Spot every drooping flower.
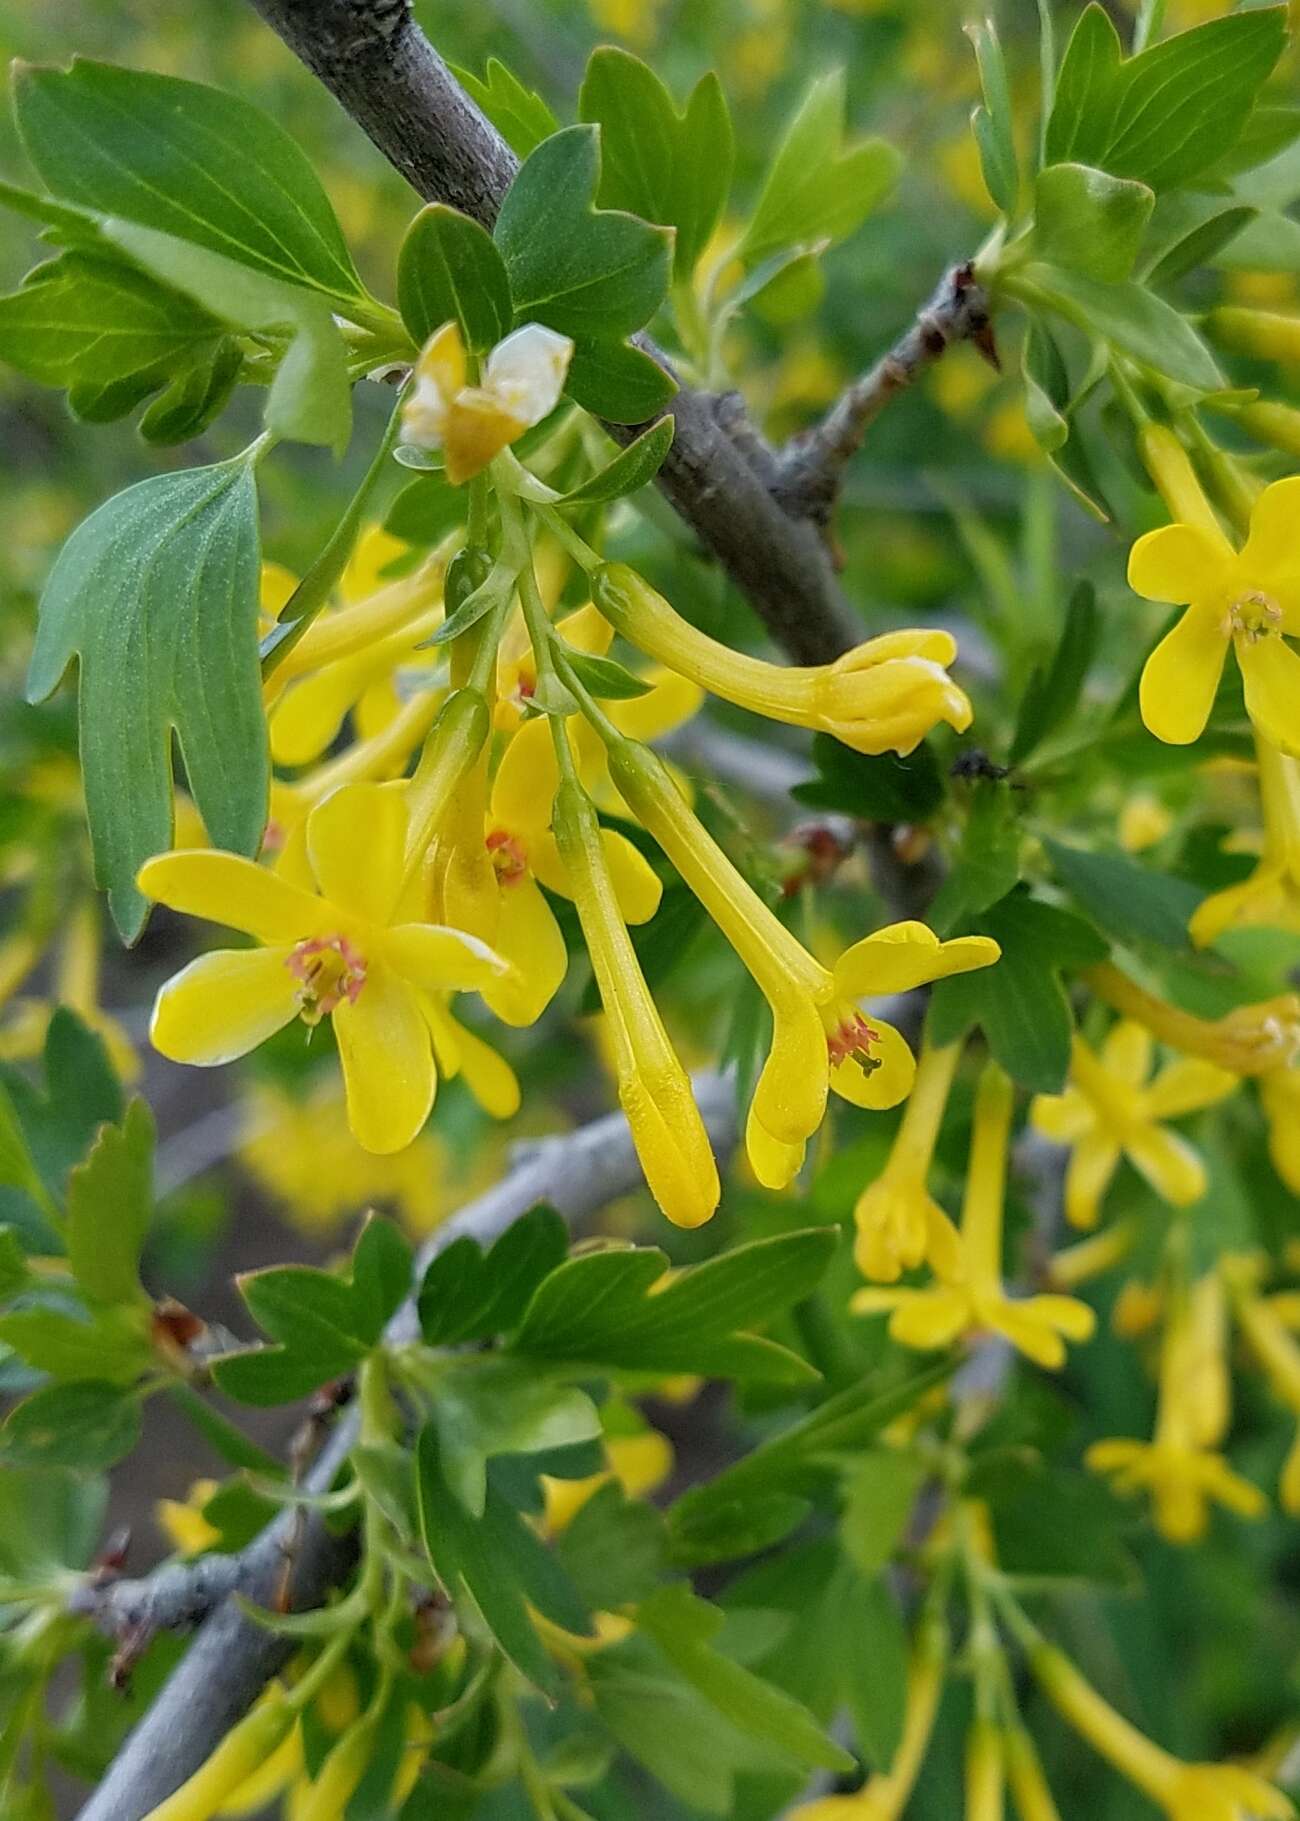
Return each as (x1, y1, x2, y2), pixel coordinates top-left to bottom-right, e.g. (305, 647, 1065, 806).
(552, 778, 719, 1228)
(1087, 1273, 1262, 1543)
(852, 1038, 963, 1283)
(853, 1063, 1095, 1369)
(1192, 738, 1300, 946)
(400, 320, 573, 484)
(1128, 463, 1300, 756)
(140, 783, 508, 1154)
(1029, 1023, 1235, 1230)
(592, 563, 972, 756)
(606, 741, 998, 1190)
(1031, 1640, 1292, 1821)
(965, 1718, 1005, 1821)
(1084, 961, 1300, 1078)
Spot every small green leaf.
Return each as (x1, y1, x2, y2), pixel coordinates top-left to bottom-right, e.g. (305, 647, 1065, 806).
(1, 1011, 122, 1206)
(397, 203, 512, 352)
(559, 1481, 668, 1606)
(14, 58, 363, 300)
(967, 17, 1018, 216)
(433, 1359, 600, 1516)
(1043, 6, 1126, 171)
(0, 1466, 107, 1580)
(1043, 838, 1202, 950)
(1010, 580, 1100, 763)
(1016, 259, 1222, 393)
(791, 735, 945, 822)
(0, 1083, 56, 1223)
(1019, 322, 1110, 521)
(1142, 194, 1257, 289)
(564, 337, 677, 423)
(418, 1205, 569, 1346)
(512, 1229, 837, 1383)
(556, 417, 674, 507)
(66, 1098, 154, 1309)
(563, 651, 653, 702)
(452, 58, 559, 159)
(495, 126, 673, 341)
(740, 71, 900, 267)
(579, 50, 734, 279)
(383, 473, 464, 545)
(928, 779, 1020, 933)
(0, 1307, 150, 1384)
(2, 1379, 141, 1469)
(1032, 163, 1153, 282)
(350, 1213, 413, 1340)
(26, 458, 266, 940)
(670, 1491, 808, 1570)
(0, 1229, 30, 1302)
(839, 1450, 926, 1577)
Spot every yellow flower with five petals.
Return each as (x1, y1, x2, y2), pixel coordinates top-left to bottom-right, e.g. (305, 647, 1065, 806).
(1030, 1023, 1236, 1229)
(139, 783, 508, 1153)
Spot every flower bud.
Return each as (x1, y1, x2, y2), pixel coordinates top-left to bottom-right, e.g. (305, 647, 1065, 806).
(141, 1686, 296, 1821)
(1207, 305, 1300, 368)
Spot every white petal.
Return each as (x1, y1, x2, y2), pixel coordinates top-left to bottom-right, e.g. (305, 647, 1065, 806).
(486, 323, 573, 428)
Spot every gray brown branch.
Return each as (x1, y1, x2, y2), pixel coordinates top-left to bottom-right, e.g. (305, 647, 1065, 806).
(76, 1075, 737, 1821)
(773, 262, 996, 530)
(246, 0, 858, 664)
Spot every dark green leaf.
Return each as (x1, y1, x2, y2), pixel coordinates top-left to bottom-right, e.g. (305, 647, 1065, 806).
(988, 1461, 1133, 1584)
(512, 1229, 837, 1383)
(1032, 163, 1153, 282)
(25, 459, 267, 940)
(350, 1214, 413, 1339)
(397, 204, 512, 353)
(1045, 6, 1124, 171)
(14, 59, 362, 299)
(0, 1466, 107, 1580)
(2, 1379, 141, 1469)
(558, 1480, 668, 1607)
(1043, 837, 1202, 950)
(433, 1358, 600, 1515)
(66, 1098, 153, 1309)
(928, 779, 1020, 933)
(0, 1306, 150, 1383)
(555, 417, 674, 506)
(1009, 580, 1100, 763)
(563, 651, 652, 701)
(382, 473, 464, 545)
(564, 336, 677, 422)
(1, 1011, 122, 1205)
(0, 1228, 30, 1302)
(670, 1491, 809, 1569)
(1017, 260, 1222, 392)
(495, 126, 673, 340)
(579, 50, 734, 279)
(418, 1205, 569, 1346)
(791, 734, 945, 822)
(1142, 195, 1257, 288)
(138, 336, 243, 444)
(452, 58, 559, 159)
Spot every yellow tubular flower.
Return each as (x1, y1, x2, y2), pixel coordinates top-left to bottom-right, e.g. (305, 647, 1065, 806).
(965, 1718, 1005, 1821)
(140, 783, 508, 1155)
(214, 1720, 303, 1817)
(1031, 1642, 1292, 1821)
(1083, 962, 1300, 1077)
(1029, 1023, 1236, 1229)
(608, 741, 997, 1188)
(552, 779, 719, 1228)
(1207, 305, 1300, 368)
(1087, 1275, 1262, 1543)
(1262, 1062, 1300, 1194)
(139, 1685, 297, 1821)
(852, 1039, 963, 1283)
(1225, 1256, 1300, 1514)
(400, 320, 573, 483)
(1004, 1728, 1063, 1821)
(592, 564, 971, 756)
(1128, 429, 1300, 754)
(853, 1064, 1095, 1368)
(294, 1705, 380, 1821)
(1192, 739, 1300, 946)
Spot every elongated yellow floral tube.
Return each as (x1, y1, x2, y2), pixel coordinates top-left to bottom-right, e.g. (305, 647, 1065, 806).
(275, 548, 451, 683)
(1031, 1643, 1179, 1801)
(965, 1718, 1006, 1821)
(140, 1686, 296, 1821)
(1004, 1728, 1063, 1821)
(1233, 400, 1300, 460)
(1136, 424, 1226, 543)
(553, 779, 719, 1228)
(403, 687, 491, 871)
(860, 1614, 949, 1820)
(295, 1708, 380, 1821)
(961, 1062, 1014, 1288)
(592, 565, 970, 756)
(1083, 962, 1300, 1077)
(1207, 306, 1300, 369)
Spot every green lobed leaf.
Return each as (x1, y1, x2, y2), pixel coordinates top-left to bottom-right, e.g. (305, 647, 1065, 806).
(579, 49, 734, 279)
(494, 125, 673, 340)
(557, 1480, 669, 1608)
(1009, 580, 1100, 763)
(0, 1082, 56, 1224)
(511, 1228, 838, 1383)
(14, 58, 363, 300)
(0, 1306, 150, 1384)
(432, 1358, 601, 1516)
(838, 1448, 927, 1578)
(1, 1379, 141, 1469)
(1016, 258, 1223, 393)
(1032, 163, 1153, 283)
(1043, 837, 1202, 950)
(1, 1011, 122, 1207)
(0, 1228, 30, 1302)
(418, 1205, 569, 1346)
(66, 1098, 154, 1309)
(554, 417, 674, 507)
(383, 473, 465, 545)
(927, 778, 1021, 934)
(396, 204, 512, 353)
(791, 734, 945, 822)
(1142, 194, 1257, 289)
(137, 337, 244, 446)
(0, 1466, 107, 1581)
(26, 458, 267, 941)
(1020, 321, 1111, 522)
(670, 1491, 809, 1570)
(739, 71, 900, 268)
(564, 336, 677, 422)
(452, 58, 559, 159)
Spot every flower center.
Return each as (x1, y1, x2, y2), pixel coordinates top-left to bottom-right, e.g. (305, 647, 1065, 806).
(826, 1011, 882, 1074)
(486, 827, 528, 884)
(1226, 589, 1282, 642)
(286, 935, 367, 1024)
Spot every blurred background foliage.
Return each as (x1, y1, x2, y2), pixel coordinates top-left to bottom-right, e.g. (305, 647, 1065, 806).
(1, 1, 1299, 1816)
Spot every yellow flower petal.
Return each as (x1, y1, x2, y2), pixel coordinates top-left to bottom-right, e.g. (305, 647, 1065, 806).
(443, 391, 527, 485)
(433, 1006, 520, 1118)
(744, 1101, 806, 1190)
(306, 784, 407, 925)
(620, 1065, 720, 1229)
(830, 1017, 915, 1109)
(890, 1286, 972, 1350)
(1064, 1133, 1121, 1230)
(1100, 1020, 1152, 1087)
(138, 852, 323, 942)
(339, 524, 407, 605)
(151, 948, 301, 1065)
(752, 995, 830, 1146)
(1240, 476, 1300, 600)
(480, 876, 568, 1027)
(1238, 631, 1300, 758)
(270, 665, 365, 768)
(1029, 1087, 1093, 1143)
(1125, 1124, 1206, 1206)
(1144, 1056, 1238, 1119)
(491, 716, 560, 838)
(382, 923, 506, 993)
(333, 963, 435, 1153)
(834, 922, 999, 997)
(608, 666, 704, 741)
(599, 829, 662, 926)
(1139, 603, 1227, 745)
(1127, 523, 1232, 603)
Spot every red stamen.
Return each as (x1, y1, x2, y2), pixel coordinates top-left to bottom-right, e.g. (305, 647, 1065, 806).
(486, 826, 528, 884)
(827, 1012, 882, 1072)
(286, 934, 367, 1022)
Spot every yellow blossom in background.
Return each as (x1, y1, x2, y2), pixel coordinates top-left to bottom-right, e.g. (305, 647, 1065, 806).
(1260, 1065, 1300, 1195)
(155, 1479, 221, 1557)
(400, 320, 573, 483)
(541, 1423, 674, 1533)
(1192, 739, 1300, 946)
(1030, 1023, 1235, 1230)
(1225, 1255, 1300, 1513)
(1119, 790, 1174, 854)
(1128, 465, 1300, 756)
(852, 1038, 963, 1282)
(141, 783, 509, 1153)
(854, 1063, 1095, 1368)
(588, 0, 664, 46)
